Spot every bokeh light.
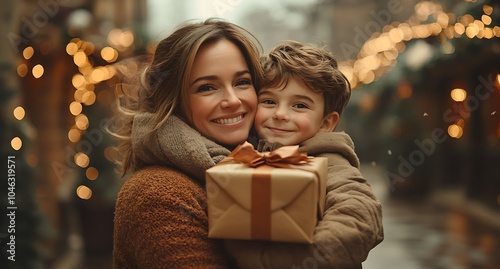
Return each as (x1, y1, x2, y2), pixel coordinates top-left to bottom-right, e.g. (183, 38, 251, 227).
(11, 137, 22, 150)
(13, 106, 25, 120)
(32, 64, 44, 78)
(451, 88, 467, 101)
(76, 185, 92, 200)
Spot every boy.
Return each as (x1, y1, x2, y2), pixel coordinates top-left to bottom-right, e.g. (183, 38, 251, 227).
(226, 41, 384, 268)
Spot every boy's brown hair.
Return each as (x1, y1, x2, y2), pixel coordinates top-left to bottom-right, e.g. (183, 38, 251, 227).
(260, 40, 351, 116)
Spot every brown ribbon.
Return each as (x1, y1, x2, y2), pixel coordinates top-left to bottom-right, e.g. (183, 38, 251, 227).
(251, 165, 273, 240)
(218, 142, 315, 241)
(221, 141, 311, 167)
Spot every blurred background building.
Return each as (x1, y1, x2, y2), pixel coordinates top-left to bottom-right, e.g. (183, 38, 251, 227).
(0, 0, 499, 268)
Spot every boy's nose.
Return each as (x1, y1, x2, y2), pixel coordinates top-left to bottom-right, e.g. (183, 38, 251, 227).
(272, 107, 289, 121)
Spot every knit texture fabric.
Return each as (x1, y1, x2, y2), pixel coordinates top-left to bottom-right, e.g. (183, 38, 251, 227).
(131, 113, 230, 180)
(113, 166, 231, 269)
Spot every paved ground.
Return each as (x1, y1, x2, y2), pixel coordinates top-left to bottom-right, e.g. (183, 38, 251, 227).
(361, 164, 500, 269)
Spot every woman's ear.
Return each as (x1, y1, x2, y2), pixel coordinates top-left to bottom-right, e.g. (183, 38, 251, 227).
(320, 111, 340, 132)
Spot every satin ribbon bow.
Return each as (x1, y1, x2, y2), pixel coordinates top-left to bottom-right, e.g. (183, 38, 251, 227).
(223, 141, 311, 168)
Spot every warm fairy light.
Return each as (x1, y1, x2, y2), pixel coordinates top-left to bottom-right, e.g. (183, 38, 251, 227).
(72, 74, 86, 88)
(66, 42, 78, 55)
(448, 124, 463, 138)
(86, 167, 99, 180)
(119, 30, 134, 47)
(451, 88, 467, 102)
(454, 23, 465, 35)
(107, 28, 122, 46)
(76, 185, 92, 200)
(101, 46, 118, 62)
(23, 47, 34, 60)
(459, 14, 474, 26)
(74, 89, 85, 102)
(13, 106, 25, 120)
(81, 41, 95, 55)
(91, 68, 105, 83)
(483, 5, 493, 15)
(69, 101, 83, 116)
(75, 114, 89, 130)
(483, 28, 494, 39)
(74, 152, 90, 168)
(68, 128, 81, 142)
(436, 13, 449, 27)
(73, 51, 88, 67)
(482, 15, 492, 26)
(494, 26, 500, 37)
(388, 28, 404, 43)
(441, 41, 455, 54)
(466, 25, 478, 38)
(17, 64, 28, 77)
(11, 137, 22, 150)
(32, 64, 44, 78)
(82, 91, 96, 106)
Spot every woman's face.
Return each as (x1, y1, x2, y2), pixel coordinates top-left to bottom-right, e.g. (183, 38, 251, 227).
(185, 39, 257, 146)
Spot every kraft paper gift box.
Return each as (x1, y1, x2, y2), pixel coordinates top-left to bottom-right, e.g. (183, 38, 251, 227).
(206, 142, 326, 244)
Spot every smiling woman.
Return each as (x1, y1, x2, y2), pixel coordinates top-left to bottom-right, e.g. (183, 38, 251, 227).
(110, 18, 265, 268)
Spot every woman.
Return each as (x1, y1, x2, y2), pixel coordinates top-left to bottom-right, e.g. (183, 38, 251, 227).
(112, 18, 265, 268)
(112, 18, 383, 269)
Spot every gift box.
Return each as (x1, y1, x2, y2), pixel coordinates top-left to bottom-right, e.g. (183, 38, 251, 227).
(206, 142, 326, 243)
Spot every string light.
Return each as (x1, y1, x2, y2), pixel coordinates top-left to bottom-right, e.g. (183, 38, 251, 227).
(32, 64, 44, 78)
(342, 1, 499, 89)
(11, 137, 22, 150)
(17, 64, 28, 77)
(101, 46, 118, 63)
(74, 152, 90, 168)
(86, 167, 99, 180)
(69, 101, 83, 116)
(451, 88, 467, 102)
(76, 185, 92, 200)
(448, 124, 464, 138)
(23, 47, 34, 60)
(13, 106, 25, 120)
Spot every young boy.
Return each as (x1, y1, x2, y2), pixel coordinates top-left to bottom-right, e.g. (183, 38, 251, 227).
(225, 41, 384, 268)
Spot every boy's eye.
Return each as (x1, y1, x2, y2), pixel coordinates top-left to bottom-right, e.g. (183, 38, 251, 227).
(235, 78, 252, 87)
(260, 99, 276, 105)
(293, 103, 309, 109)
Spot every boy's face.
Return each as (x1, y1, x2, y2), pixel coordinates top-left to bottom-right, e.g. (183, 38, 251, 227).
(255, 76, 337, 146)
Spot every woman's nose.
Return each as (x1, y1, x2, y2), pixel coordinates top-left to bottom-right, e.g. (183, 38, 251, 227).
(220, 88, 242, 108)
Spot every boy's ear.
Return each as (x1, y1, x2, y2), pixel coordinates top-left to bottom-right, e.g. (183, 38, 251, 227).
(320, 111, 340, 132)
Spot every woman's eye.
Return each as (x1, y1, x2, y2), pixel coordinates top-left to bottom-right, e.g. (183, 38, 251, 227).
(197, 85, 216, 93)
(235, 78, 252, 87)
